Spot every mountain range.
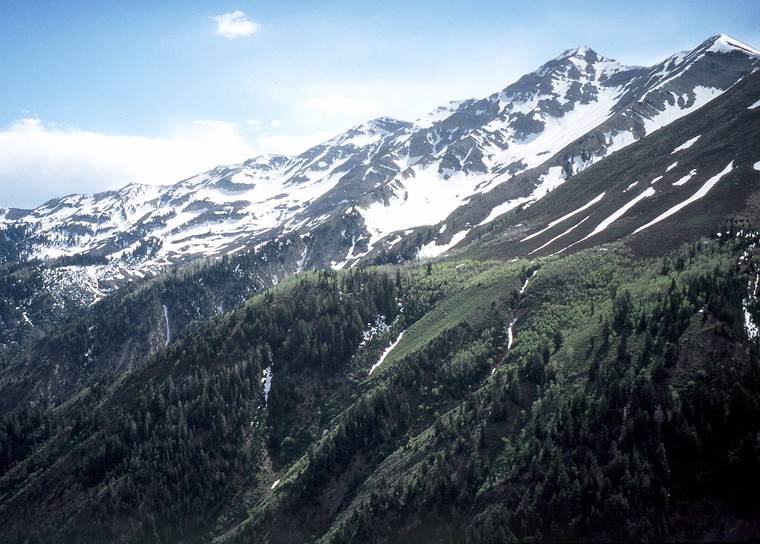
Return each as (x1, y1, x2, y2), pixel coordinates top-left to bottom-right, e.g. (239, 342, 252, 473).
(1, 33, 760, 543)
(1, 34, 758, 286)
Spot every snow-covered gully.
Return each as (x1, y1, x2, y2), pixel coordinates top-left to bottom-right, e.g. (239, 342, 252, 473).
(492, 270, 537, 374)
(529, 215, 591, 255)
(634, 162, 734, 234)
(162, 304, 171, 347)
(520, 270, 537, 294)
(369, 330, 405, 375)
(262, 366, 273, 404)
(744, 273, 759, 339)
(521, 192, 605, 242)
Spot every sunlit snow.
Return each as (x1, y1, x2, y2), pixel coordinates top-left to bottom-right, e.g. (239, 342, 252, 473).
(672, 169, 697, 186)
(584, 188, 656, 240)
(162, 304, 171, 347)
(634, 162, 734, 233)
(262, 366, 273, 403)
(528, 215, 591, 255)
(671, 135, 701, 153)
(522, 192, 605, 242)
(369, 331, 405, 375)
(418, 229, 470, 259)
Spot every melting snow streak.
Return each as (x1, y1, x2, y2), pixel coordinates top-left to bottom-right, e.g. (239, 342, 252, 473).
(634, 162, 734, 234)
(521, 192, 605, 242)
(671, 135, 701, 154)
(262, 366, 273, 403)
(745, 274, 759, 340)
(529, 215, 590, 255)
(584, 188, 656, 240)
(162, 304, 170, 347)
(369, 331, 405, 375)
(507, 318, 517, 351)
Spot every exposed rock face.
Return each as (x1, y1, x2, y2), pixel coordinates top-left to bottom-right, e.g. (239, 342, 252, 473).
(1, 34, 757, 278)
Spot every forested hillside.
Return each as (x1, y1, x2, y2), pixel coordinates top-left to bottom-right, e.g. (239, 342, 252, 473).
(1, 226, 758, 543)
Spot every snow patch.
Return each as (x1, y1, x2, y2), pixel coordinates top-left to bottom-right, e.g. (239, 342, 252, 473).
(359, 165, 488, 250)
(162, 304, 171, 347)
(520, 269, 537, 294)
(672, 169, 697, 186)
(671, 135, 701, 154)
(521, 192, 605, 242)
(634, 161, 734, 233)
(529, 215, 591, 255)
(642, 86, 722, 136)
(262, 365, 273, 403)
(745, 273, 760, 339)
(586, 188, 655, 239)
(707, 34, 760, 56)
(480, 167, 567, 227)
(369, 330, 405, 375)
(418, 229, 469, 259)
(506, 318, 517, 353)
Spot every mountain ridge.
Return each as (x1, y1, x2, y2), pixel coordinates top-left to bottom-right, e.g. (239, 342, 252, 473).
(1, 32, 760, 544)
(0, 33, 757, 289)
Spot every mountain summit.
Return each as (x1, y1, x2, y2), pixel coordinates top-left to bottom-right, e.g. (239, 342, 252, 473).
(0, 34, 757, 289)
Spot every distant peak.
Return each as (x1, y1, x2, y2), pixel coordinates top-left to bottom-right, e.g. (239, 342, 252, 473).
(243, 153, 290, 167)
(564, 45, 593, 57)
(339, 117, 409, 138)
(701, 33, 760, 56)
(555, 45, 611, 63)
(363, 117, 408, 131)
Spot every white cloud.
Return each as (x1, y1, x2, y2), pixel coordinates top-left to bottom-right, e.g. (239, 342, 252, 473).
(213, 10, 259, 38)
(269, 119, 283, 128)
(0, 118, 255, 208)
(303, 94, 380, 118)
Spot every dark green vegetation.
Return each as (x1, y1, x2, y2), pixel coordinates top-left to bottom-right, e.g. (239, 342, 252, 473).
(1, 227, 759, 543)
(0, 235, 308, 412)
(2, 36, 760, 544)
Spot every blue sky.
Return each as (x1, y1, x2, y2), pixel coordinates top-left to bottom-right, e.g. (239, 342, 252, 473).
(1, 0, 759, 207)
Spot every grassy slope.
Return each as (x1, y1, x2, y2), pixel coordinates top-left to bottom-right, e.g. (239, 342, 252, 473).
(2, 229, 759, 543)
(373, 261, 525, 374)
(221, 233, 760, 544)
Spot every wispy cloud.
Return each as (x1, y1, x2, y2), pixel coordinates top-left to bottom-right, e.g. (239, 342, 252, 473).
(213, 10, 259, 38)
(0, 118, 255, 208)
(0, 117, 345, 207)
(303, 94, 380, 118)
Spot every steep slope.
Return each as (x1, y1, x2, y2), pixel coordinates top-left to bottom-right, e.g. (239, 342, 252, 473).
(1, 233, 759, 543)
(453, 67, 760, 261)
(0, 234, 308, 413)
(1, 35, 756, 278)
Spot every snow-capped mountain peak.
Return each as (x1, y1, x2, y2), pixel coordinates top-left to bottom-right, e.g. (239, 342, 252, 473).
(704, 33, 760, 56)
(2, 34, 758, 282)
(555, 45, 613, 64)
